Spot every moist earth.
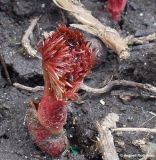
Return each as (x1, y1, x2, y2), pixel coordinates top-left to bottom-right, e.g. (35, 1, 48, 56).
(0, 0, 156, 160)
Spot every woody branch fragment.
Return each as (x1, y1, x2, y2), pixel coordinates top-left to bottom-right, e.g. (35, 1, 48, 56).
(53, 0, 129, 59)
(97, 113, 119, 160)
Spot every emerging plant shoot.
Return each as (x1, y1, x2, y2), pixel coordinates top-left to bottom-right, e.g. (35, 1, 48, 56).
(107, 0, 127, 21)
(26, 25, 95, 157)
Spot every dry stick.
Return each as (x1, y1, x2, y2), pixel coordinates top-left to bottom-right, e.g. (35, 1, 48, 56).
(71, 24, 156, 47)
(80, 80, 156, 94)
(22, 17, 40, 58)
(126, 32, 156, 45)
(139, 115, 156, 127)
(97, 113, 119, 160)
(123, 154, 155, 159)
(112, 128, 156, 133)
(13, 80, 156, 95)
(53, 0, 129, 59)
(0, 53, 12, 85)
(13, 83, 44, 92)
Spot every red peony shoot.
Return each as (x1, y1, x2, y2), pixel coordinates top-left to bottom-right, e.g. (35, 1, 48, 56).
(107, 0, 127, 21)
(26, 25, 95, 157)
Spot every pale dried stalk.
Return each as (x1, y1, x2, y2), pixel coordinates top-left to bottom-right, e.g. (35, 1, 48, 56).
(112, 128, 156, 133)
(22, 17, 40, 58)
(53, 0, 129, 59)
(123, 154, 155, 159)
(126, 32, 156, 45)
(97, 113, 119, 160)
(80, 80, 156, 94)
(13, 83, 44, 92)
(13, 80, 156, 96)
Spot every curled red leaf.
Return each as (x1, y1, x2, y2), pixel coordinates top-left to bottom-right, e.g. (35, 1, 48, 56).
(38, 25, 95, 100)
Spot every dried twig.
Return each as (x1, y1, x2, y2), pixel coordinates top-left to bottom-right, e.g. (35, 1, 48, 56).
(112, 128, 156, 133)
(139, 115, 156, 127)
(13, 83, 44, 92)
(123, 154, 155, 159)
(97, 113, 119, 160)
(22, 17, 40, 58)
(0, 53, 12, 85)
(80, 80, 156, 94)
(126, 32, 156, 45)
(53, 0, 129, 59)
(13, 80, 156, 97)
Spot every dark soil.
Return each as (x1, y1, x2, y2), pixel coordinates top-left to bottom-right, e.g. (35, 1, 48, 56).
(0, 0, 156, 160)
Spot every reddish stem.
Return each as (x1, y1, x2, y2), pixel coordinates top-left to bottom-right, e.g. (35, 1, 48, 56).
(42, 69, 52, 97)
(107, 0, 127, 21)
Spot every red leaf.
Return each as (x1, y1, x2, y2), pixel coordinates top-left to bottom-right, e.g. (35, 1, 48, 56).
(38, 25, 95, 100)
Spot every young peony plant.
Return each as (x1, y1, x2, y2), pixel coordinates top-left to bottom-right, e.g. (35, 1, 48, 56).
(26, 25, 95, 157)
(107, 0, 127, 21)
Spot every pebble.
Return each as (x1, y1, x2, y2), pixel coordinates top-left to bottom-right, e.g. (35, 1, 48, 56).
(149, 135, 154, 140)
(99, 99, 105, 105)
(127, 116, 133, 122)
(41, 3, 45, 8)
(69, 134, 73, 138)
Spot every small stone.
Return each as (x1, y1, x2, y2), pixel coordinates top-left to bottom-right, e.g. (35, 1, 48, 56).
(41, 3, 45, 8)
(99, 99, 105, 105)
(119, 95, 132, 103)
(115, 140, 125, 148)
(69, 134, 73, 138)
(129, 2, 137, 11)
(139, 13, 143, 17)
(13, 0, 36, 16)
(75, 100, 85, 105)
(127, 116, 133, 122)
(132, 139, 146, 146)
(149, 135, 154, 140)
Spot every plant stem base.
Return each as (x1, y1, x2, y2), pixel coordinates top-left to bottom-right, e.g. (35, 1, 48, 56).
(26, 100, 68, 157)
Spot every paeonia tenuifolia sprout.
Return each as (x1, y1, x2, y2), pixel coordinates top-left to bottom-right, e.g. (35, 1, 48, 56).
(26, 25, 95, 157)
(107, 0, 127, 21)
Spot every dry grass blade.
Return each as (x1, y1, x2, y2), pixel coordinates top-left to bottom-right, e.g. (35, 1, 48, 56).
(126, 32, 156, 45)
(13, 80, 156, 97)
(112, 128, 156, 133)
(53, 0, 129, 59)
(13, 83, 44, 92)
(22, 17, 40, 58)
(97, 113, 119, 160)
